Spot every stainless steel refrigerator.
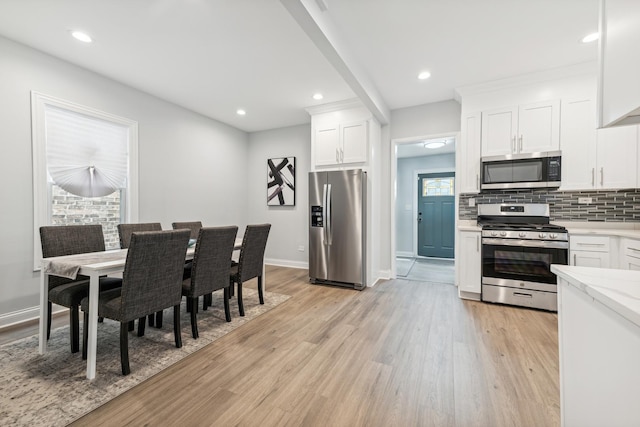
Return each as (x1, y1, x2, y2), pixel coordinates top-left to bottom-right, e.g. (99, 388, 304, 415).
(309, 169, 366, 290)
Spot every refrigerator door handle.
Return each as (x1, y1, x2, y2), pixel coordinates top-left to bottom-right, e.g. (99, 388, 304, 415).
(322, 184, 328, 245)
(326, 184, 332, 245)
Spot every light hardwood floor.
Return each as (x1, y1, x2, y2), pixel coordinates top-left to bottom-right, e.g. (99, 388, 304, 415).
(3, 266, 560, 426)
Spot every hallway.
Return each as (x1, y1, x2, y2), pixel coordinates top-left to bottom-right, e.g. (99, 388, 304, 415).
(396, 257, 454, 284)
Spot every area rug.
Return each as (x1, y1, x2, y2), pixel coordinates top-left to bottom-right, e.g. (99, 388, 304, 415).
(0, 288, 290, 427)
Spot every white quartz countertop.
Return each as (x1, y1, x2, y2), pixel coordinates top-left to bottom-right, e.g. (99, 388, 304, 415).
(457, 220, 481, 231)
(553, 222, 640, 239)
(551, 265, 640, 328)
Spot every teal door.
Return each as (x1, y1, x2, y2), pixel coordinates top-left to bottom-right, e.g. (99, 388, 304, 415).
(417, 173, 455, 258)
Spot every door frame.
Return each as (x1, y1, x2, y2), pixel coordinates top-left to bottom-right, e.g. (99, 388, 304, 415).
(390, 131, 459, 279)
(413, 170, 456, 257)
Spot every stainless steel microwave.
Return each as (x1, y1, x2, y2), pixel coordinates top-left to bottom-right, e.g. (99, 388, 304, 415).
(481, 151, 561, 190)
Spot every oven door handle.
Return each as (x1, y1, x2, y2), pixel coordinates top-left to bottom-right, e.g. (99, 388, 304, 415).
(482, 238, 568, 249)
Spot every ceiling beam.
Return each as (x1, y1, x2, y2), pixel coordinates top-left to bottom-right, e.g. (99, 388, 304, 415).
(281, 0, 390, 125)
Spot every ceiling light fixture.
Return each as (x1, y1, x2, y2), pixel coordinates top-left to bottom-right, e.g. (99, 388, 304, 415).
(418, 71, 431, 80)
(313, 93, 324, 100)
(424, 140, 446, 149)
(581, 32, 599, 43)
(71, 31, 92, 43)
(236, 109, 246, 116)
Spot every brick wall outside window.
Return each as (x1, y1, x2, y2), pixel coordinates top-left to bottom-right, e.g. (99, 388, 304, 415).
(51, 185, 122, 249)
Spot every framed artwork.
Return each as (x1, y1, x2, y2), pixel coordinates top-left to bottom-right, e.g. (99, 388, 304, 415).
(267, 157, 295, 206)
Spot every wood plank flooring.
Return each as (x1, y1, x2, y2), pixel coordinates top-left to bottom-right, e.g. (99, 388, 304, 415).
(2, 266, 560, 426)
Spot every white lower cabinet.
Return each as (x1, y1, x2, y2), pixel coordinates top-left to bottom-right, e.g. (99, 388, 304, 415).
(621, 238, 640, 270)
(558, 276, 640, 427)
(569, 234, 611, 268)
(457, 230, 481, 295)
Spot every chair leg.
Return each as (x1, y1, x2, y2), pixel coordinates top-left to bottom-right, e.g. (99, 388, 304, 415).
(156, 310, 163, 328)
(137, 317, 146, 337)
(120, 322, 130, 375)
(186, 297, 192, 312)
(237, 282, 244, 317)
(82, 311, 88, 360)
(258, 275, 264, 305)
(98, 316, 104, 323)
(128, 320, 135, 332)
(229, 279, 234, 297)
(148, 313, 155, 327)
(223, 287, 231, 322)
(190, 297, 199, 339)
(203, 293, 212, 311)
(173, 305, 182, 349)
(47, 301, 52, 340)
(70, 305, 80, 353)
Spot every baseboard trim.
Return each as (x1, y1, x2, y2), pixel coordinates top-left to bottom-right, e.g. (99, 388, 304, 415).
(458, 290, 481, 301)
(0, 304, 67, 330)
(265, 258, 308, 269)
(396, 251, 414, 258)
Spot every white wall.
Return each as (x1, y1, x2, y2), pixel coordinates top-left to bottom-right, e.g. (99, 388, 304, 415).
(0, 36, 249, 325)
(247, 124, 311, 268)
(390, 100, 461, 140)
(395, 154, 456, 255)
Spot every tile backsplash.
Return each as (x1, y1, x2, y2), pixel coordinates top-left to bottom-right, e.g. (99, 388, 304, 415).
(459, 188, 640, 222)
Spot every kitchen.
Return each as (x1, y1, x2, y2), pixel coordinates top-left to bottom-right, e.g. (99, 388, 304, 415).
(0, 0, 639, 425)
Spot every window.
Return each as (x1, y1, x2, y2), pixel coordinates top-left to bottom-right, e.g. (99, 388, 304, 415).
(422, 177, 455, 196)
(31, 92, 138, 268)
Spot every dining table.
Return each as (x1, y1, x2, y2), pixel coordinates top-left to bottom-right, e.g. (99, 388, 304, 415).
(39, 237, 247, 380)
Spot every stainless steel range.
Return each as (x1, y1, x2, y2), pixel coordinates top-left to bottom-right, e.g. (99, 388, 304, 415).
(478, 204, 568, 311)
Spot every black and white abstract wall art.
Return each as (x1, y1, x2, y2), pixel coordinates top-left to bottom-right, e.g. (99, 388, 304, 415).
(267, 157, 295, 206)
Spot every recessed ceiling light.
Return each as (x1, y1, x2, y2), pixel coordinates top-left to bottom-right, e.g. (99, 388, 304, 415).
(313, 93, 324, 100)
(236, 109, 246, 116)
(418, 71, 431, 80)
(581, 32, 599, 43)
(71, 31, 92, 43)
(424, 141, 445, 149)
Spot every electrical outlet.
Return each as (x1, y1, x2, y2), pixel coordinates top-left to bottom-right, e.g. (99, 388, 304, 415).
(578, 197, 592, 204)
(297, 245, 305, 252)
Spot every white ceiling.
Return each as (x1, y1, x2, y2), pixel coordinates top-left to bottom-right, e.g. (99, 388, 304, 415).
(0, 0, 600, 133)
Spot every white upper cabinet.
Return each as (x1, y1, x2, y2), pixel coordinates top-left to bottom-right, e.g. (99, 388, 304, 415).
(340, 121, 368, 164)
(481, 100, 560, 157)
(459, 112, 482, 193)
(481, 106, 518, 156)
(314, 124, 340, 166)
(314, 121, 368, 166)
(598, 0, 640, 128)
(595, 125, 638, 189)
(560, 96, 639, 190)
(560, 98, 598, 190)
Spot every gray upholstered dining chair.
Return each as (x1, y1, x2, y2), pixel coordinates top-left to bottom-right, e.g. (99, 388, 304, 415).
(182, 226, 238, 338)
(117, 222, 162, 249)
(117, 222, 163, 329)
(171, 221, 202, 240)
(229, 224, 271, 317)
(39, 224, 122, 353)
(81, 229, 190, 375)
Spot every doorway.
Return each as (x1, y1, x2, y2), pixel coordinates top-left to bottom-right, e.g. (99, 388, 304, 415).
(417, 173, 455, 258)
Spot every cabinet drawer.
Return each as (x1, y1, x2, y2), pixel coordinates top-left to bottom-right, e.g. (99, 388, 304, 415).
(623, 238, 640, 257)
(569, 235, 610, 252)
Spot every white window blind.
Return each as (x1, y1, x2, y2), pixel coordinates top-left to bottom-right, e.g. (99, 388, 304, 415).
(45, 105, 129, 198)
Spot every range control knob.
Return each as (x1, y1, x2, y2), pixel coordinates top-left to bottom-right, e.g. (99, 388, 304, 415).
(500, 231, 507, 237)
(518, 232, 526, 238)
(549, 233, 557, 239)
(491, 231, 498, 237)
(539, 233, 547, 238)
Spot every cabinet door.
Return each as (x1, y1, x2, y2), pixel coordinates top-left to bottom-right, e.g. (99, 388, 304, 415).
(458, 231, 481, 294)
(570, 251, 610, 268)
(596, 125, 638, 189)
(518, 99, 560, 153)
(460, 112, 482, 193)
(314, 125, 339, 166)
(481, 106, 518, 156)
(559, 98, 597, 190)
(341, 120, 368, 164)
